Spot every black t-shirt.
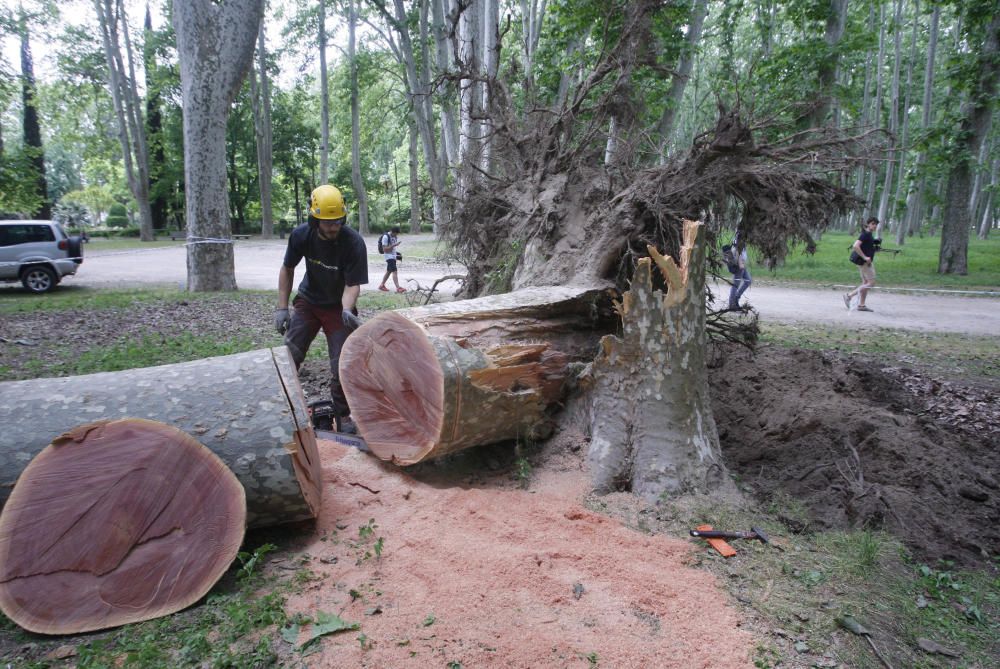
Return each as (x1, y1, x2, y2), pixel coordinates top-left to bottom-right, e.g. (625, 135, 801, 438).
(858, 231, 877, 259)
(283, 223, 368, 306)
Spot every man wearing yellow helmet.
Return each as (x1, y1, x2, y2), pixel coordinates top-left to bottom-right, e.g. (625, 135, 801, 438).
(275, 184, 369, 434)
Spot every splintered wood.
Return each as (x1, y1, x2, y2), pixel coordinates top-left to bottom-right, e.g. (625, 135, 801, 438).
(0, 419, 246, 635)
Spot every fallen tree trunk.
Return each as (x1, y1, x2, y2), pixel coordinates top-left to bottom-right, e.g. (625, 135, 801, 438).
(340, 285, 615, 465)
(0, 418, 246, 635)
(0, 347, 321, 528)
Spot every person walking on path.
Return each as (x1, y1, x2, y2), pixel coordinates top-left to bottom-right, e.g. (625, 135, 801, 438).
(274, 184, 368, 434)
(844, 217, 879, 312)
(727, 234, 751, 311)
(377, 226, 405, 293)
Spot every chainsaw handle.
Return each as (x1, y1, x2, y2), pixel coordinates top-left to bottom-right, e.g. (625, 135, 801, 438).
(690, 529, 743, 539)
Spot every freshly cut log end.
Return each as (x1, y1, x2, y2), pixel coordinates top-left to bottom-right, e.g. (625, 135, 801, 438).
(341, 312, 572, 466)
(0, 418, 246, 635)
(339, 312, 445, 464)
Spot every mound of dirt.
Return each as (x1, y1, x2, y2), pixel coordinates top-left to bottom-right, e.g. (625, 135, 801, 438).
(280, 439, 752, 667)
(709, 345, 1000, 566)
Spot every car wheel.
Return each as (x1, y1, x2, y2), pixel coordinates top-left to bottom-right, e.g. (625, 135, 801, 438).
(20, 265, 58, 294)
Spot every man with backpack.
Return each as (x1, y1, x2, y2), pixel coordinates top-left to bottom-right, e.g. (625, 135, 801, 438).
(273, 184, 368, 434)
(724, 233, 751, 311)
(844, 216, 880, 312)
(377, 225, 405, 293)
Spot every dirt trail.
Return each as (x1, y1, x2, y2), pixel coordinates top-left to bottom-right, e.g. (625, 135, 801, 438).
(283, 439, 752, 668)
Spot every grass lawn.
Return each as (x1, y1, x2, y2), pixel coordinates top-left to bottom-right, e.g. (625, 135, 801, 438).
(751, 232, 1000, 291)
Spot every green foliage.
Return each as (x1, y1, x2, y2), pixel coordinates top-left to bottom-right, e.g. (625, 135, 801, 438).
(754, 231, 1000, 289)
(52, 199, 92, 230)
(358, 518, 377, 540)
(106, 202, 129, 228)
(0, 147, 43, 215)
(236, 543, 277, 581)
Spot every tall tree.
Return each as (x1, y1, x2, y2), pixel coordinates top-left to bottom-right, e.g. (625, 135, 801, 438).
(94, 0, 154, 241)
(347, 0, 370, 233)
(877, 0, 904, 232)
(808, 0, 848, 129)
(144, 4, 169, 232)
(939, 4, 1000, 274)
(249, 20, 275, 239)
(319, 0, 331, 184)
(653, 0, 708, 155)
(901, 3, 940, 240)
(373, 0, 448, 233)
(19, 10, 49, 219)
(173, 0, 264, 291)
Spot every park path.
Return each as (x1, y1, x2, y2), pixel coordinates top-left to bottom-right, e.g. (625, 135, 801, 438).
(62, 235, 999, 337)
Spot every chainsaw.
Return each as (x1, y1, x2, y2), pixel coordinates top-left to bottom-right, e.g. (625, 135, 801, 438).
(307, 400, 369, 453)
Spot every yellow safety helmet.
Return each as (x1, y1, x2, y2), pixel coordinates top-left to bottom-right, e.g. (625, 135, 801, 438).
(309, 185, 347, 220)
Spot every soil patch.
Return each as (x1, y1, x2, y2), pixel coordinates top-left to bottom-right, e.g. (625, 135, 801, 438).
(710, 345, 1000, 567)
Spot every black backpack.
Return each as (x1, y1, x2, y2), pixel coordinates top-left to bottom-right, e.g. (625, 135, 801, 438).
(377, 234, 386, 254)
(722, 243, 740, 273)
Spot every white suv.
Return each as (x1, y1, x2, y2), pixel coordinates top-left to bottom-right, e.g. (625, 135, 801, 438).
(0, 220, 83, 293)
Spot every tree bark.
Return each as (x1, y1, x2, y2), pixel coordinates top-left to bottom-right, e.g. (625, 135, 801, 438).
(587, 221, 734, 499)
(173, 0, 263, 291)
(339, 286, 615, 465)
(0, 418, 245, 635)
(0, 347, 321, 529)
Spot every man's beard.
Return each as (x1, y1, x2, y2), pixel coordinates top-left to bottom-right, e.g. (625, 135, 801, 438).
(317, 227, 340, 241)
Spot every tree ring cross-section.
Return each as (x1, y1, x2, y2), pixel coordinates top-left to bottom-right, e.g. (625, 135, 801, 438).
(0, 418, 246, 635)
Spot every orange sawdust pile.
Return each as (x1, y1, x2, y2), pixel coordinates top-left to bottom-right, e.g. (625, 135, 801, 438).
(285, 440, 752, 667)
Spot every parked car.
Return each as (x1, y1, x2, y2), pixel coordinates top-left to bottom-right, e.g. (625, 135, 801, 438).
(0, 220, 83, 293)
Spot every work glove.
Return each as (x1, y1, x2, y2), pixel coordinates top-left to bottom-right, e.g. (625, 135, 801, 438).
(274, 308, 290, 335)
(342, 310, 362, 333)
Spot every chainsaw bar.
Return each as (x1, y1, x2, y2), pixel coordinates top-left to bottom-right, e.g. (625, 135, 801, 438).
(315, 429, 370, 453)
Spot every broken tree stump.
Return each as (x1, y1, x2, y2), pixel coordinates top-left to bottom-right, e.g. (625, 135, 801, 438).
(340, 286, 615, 465)
(586, 220, 736, 500)
(0, 347, 321, 528)
(0, 418, 246, 635)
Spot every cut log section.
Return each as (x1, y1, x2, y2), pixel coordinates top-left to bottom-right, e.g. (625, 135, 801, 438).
(0, 347, 320, 528)
(0, 418, 245, 635)
(339, 285, 615, 465)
